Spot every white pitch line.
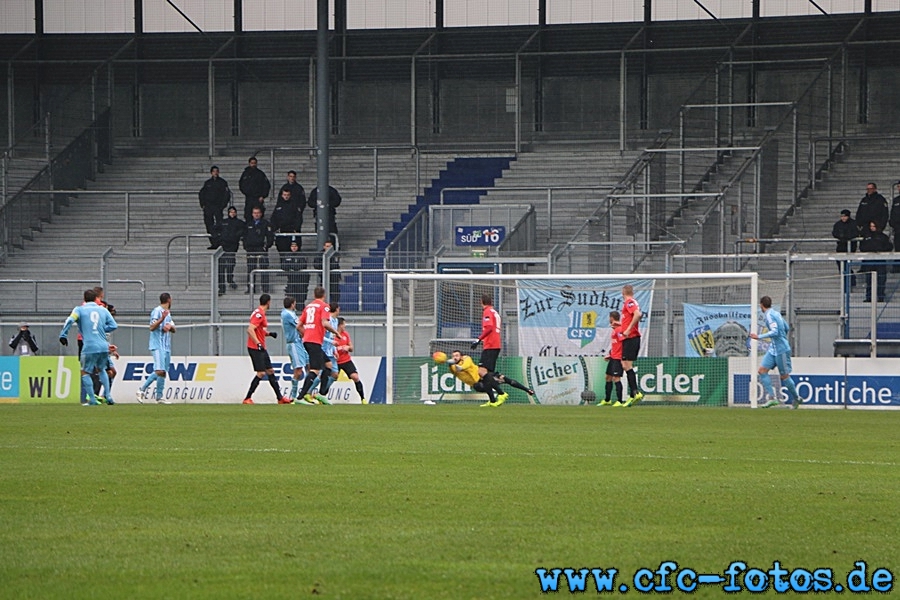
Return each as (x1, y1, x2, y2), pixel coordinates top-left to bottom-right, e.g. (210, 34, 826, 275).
(0, 444, 896, 468)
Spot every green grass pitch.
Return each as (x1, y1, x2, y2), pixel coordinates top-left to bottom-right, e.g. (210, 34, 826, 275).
(1, 404, 897, 599)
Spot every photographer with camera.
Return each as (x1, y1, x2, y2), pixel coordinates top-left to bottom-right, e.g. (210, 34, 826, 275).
(9, 323, 38, 355)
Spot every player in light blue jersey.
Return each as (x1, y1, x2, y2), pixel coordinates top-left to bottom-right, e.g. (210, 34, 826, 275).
(59, 289, 118, 406)
(749, 295, 801, 409)
(281, 296, 311, 403)
(137, 293, 176, 404)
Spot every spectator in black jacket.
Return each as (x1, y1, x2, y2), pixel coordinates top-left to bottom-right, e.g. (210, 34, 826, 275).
(244, 206, 275, 294)
(859, 220, 893, 303)
(199, 165, 231, 249)
(282, 239, 310, 300)
(271, 187, 305, 268)
(283, 170, 306, 207)
(308, 185, 342, 246)
(239, 156, 271, 222)
(890, 184, 900, 272)
(855, 182, 889, 235)
(832, 209, 858, 287)
(216, 206, 246, 295)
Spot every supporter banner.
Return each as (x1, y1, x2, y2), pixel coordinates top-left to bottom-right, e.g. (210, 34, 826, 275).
(7, 356, 386, 404)
(394, 356, 727, 406)
(683, 303, 768, 357)
(516, 279, 653, 358)
(729, 357, 900, 408)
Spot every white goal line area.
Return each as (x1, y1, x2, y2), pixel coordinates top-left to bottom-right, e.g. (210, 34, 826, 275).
(385, 272, 761, 408)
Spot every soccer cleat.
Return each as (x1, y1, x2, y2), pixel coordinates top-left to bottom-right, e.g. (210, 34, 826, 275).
(423, 400, 436, 405)
(105, 398, 115, 406)
(315, 394, 331, 405)
(303, 394, 320, 405)
(491, 392, 509, 407)
(95, 396, 106, 404)
(526, 389, 535, 396)
(480, 400, 493, 407)
(630, 392, 644, 405)
(242, 398, 254, 404)
(278, 396, 293, 404)
(762, 397, 780, 408)
(612, 401, 626, 407)
(135, 389, 145, 404)
(297, 397, 316, 406)
(791, 396, 802, 409)
(87, 399, 99, 406)
(360, 397, 368, 405)
(597, 400, 612, 406)
(157, 398, 171, 405)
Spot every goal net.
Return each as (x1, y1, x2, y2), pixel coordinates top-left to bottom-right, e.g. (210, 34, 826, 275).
(386, 273, 784, 407)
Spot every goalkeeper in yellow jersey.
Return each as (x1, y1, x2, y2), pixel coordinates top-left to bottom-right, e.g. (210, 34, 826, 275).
(447, 350, 509, 406)
(447, 350, 508, 407)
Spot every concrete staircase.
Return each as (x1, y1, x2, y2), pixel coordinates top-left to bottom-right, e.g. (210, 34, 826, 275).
(774, 137, 900, 330)
(0, 149, 455, 319)
(484, 149, 640, 251)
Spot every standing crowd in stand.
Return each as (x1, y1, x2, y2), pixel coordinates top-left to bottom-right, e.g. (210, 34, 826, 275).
(200, 157, 342, 301)
(832, 181, 900, 303)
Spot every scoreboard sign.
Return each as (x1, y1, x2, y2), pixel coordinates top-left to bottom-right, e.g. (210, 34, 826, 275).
(455, 226, 506, 246)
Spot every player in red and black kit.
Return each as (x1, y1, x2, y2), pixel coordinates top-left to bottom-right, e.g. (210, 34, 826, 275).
(297, 286, 340, 404)
(335, 317, 366, 404)
(470, 293, 534, 405)
(243, 293, 290, 405)
(598, 310, 626, 407)
(620, 284, 644, 406)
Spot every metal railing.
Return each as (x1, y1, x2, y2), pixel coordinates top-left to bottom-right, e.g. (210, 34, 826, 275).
(260, 144, 421, 199)
(166, 234, 214, 287)
(24, 189, 198, 245)
(2, 249, 895, 358)
(0, 278, 146, 312)
(429, 203, 536, 256)
(733, 237, 838, 254)
(438, 185, 614, 242)
(549, 240, 684, 275)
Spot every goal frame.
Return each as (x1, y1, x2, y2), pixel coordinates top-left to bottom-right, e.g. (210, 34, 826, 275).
(386, 272, 760, 407)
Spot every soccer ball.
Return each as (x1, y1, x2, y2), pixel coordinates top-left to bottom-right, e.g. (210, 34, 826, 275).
(432, 351, 447, 364)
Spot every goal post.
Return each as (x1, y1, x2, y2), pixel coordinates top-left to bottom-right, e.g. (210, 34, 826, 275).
(386, 272, 771, 407)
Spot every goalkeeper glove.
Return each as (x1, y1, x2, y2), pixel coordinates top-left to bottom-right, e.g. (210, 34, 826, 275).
(267, 331, 278, 339)
(256, 343, 264, 351)
(470, 340, 480, 350)
(59, 337, 68, 346)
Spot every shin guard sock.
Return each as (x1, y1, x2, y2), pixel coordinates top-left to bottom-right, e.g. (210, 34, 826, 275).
(268, 374, 282, 399)
(82, 374, 97, 403)
(246, 376, 261, 399)
(626, 369, 639, 397)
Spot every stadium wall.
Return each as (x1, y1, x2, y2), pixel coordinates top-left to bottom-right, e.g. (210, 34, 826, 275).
(15, 63, 898, 147)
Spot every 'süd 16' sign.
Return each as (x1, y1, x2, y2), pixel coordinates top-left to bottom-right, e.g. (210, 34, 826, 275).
(455, 226, 506, 246)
